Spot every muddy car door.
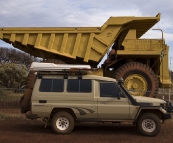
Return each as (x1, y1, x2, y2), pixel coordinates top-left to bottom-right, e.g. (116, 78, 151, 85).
(97, 81, 130, 120)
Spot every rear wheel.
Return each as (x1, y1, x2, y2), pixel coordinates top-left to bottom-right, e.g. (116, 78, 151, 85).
(114, 62, 159, 97)
(51, 111, 74, 134)
(137, 113, 161, 136)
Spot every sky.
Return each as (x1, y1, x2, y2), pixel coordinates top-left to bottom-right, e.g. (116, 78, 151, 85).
(0, 0, 173, 70)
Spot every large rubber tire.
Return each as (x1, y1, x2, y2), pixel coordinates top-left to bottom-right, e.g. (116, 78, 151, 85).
(51, 111, 74, 134)
(19, 89, 32, 113)
(26, 71, 37, 89)
(137, 113, 161, 136)
(114, 62, 159, 97)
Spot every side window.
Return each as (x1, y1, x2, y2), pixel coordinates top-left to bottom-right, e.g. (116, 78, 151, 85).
(100, 82, 125, 98)
(52, 79, 64, 92)
(67, 79, 79, 92)
(39, 79, 64, 92)
(80, 79, 92, 92)
(39, 79, 52, 92)
(67, 79, 92, 93)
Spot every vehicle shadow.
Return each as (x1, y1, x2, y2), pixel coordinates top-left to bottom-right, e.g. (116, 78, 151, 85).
(73, 122, 138, 135)
(0, 118, 139, 136)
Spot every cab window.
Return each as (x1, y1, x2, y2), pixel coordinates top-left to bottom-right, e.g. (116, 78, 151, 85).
(100, 82, 125, 98)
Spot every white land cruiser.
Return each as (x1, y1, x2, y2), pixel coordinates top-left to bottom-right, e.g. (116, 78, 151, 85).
(20, 62, 172, 137)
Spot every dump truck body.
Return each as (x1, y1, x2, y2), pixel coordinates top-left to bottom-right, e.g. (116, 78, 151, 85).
(0, 14, 160, 66)
(0, 13, 172, 97)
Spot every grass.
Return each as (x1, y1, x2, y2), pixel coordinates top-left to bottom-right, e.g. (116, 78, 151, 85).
(0, 94, 22, 100)
(0, 112, 10, 121)
(0, 89, 24, 100)
(0, 111, 24, 121)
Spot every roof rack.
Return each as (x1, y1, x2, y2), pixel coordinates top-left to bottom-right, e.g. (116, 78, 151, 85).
(30, 62, 92, 73)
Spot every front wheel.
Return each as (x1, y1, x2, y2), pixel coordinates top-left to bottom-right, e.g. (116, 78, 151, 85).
(51, 111, 74, 134)
(137, 113, 161, 136)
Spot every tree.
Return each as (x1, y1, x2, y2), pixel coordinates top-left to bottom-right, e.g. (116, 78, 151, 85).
(0, 47, 40, 68)
(0, 47, 41, 88)
(0, 63, 28, 88)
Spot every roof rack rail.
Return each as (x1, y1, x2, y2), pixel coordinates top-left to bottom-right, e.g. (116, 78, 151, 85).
(30, 62, 92, 73)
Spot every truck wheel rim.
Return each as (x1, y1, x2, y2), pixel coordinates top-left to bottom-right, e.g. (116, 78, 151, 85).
(124, 74, 148, 96)
(142, 119, 156, 132)
(56, 117, 69, 131)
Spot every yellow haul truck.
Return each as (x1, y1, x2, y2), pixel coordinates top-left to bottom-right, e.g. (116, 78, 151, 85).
(0, 13, 172, 112)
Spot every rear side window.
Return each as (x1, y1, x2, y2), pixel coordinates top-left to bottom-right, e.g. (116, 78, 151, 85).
(39, 79, 64, 92)
(52, 79, 64, 92)
(67, 79, 92, 92)
(39, 79, 52, 92)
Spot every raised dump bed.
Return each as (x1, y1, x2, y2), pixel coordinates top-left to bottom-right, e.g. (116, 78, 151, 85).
(0, 14, 160, 66)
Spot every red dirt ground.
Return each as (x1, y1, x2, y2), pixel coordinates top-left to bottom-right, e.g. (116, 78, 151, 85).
(0, 116, 173, 143)
(0, 93, 173, 143)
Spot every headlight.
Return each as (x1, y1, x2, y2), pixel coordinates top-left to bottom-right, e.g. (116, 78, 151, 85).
(160, 103, 166, 107)
(161, 101, 173, 113)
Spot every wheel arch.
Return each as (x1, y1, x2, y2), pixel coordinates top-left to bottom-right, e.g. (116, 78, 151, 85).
(50, 108, 77, 121)
(135, 109, 163, 124)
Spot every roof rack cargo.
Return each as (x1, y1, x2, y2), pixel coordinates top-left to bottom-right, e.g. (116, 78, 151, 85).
(30, 62, 92, 72)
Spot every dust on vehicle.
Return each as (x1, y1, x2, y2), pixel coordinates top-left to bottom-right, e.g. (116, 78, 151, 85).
(23, 62, 171, 137)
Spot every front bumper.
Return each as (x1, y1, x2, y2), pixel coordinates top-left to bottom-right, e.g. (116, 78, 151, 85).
(161, 101, 173, 113)
(165, 101, 173, 113)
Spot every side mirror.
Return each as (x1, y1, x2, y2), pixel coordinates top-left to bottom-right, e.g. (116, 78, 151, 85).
(118, 78, 124, 85)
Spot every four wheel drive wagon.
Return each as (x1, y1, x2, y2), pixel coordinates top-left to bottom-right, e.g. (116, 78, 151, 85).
(21, 62, 171, 137)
